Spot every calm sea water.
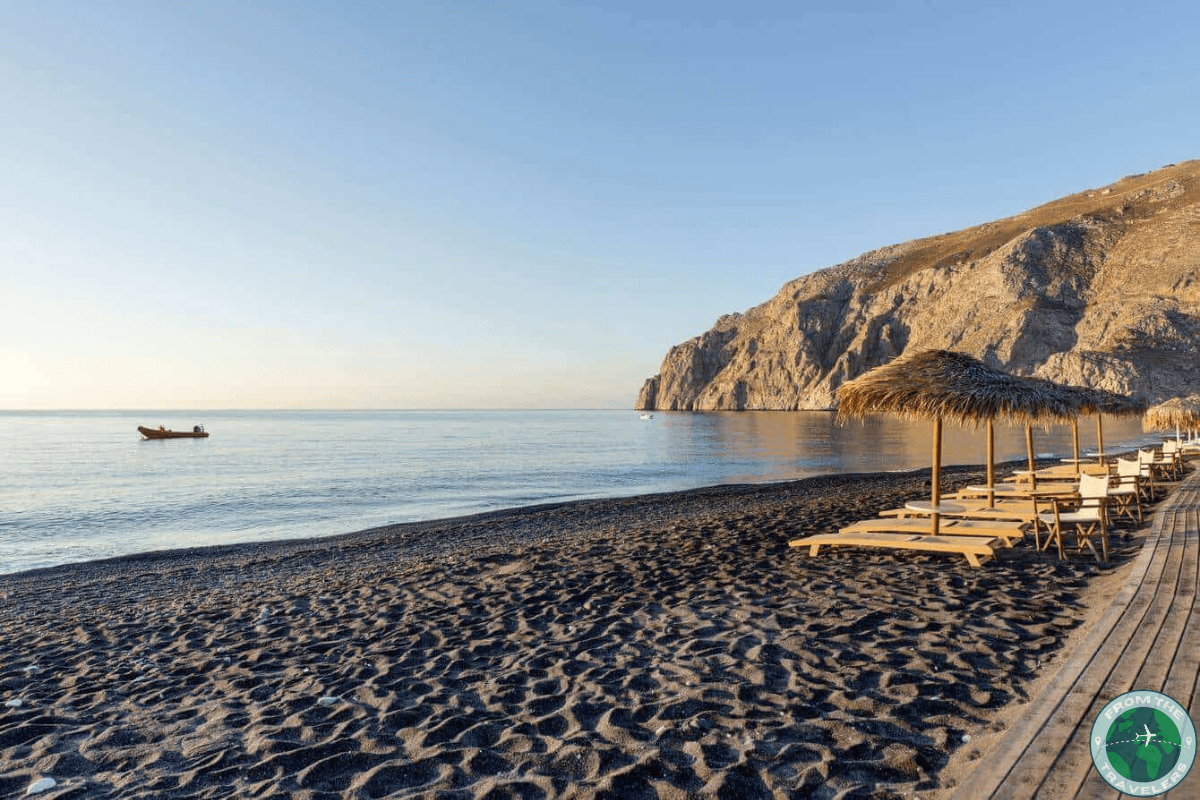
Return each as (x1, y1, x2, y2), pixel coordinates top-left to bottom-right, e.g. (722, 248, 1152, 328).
(0, 410, 1159, 575)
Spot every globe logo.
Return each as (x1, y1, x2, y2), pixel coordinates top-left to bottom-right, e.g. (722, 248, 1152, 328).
(1105, 708, 1182, 780)
(1090, 690, 1196, 795)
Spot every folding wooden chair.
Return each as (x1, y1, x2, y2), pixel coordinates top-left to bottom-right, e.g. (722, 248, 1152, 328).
(1036, 472, 1111, 563)
(1108, 458, 1143, 524)
(1160, 440, 1185, 479)
(1137, 449, 1161, 500)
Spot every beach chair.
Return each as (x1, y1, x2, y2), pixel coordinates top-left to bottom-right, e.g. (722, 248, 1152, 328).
(1160, 440, 1185, 479)
(789, 531, 1000, 568)
(1108, 458, 1143, 523)
(1035, 472, 1111, 563)
(839, 516, 1027, 546)
(955, 484, 1079, 502)
(1136, 449, 1161, 500)
(1012, 462, 1106, 482)
(881, 499, 1038, 523)
(1001, 472, 1081, 492)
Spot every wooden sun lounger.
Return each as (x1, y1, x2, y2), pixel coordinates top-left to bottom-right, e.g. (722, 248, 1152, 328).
(950, 499, 1038, 515)
(1003, 475, 1085, 489)
(839, 517, 1027, 545)
(1017, 463, 1109, 479)
(879, 501, 1037, 522)
(941, 507, 1038, 523)
(957, 484, 1079, 501)
(789, 531, 1000, 568)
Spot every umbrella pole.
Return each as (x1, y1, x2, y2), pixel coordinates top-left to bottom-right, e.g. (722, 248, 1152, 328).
(1096, 415, 1105, 466)
(931, 417, 942, 536)
(986, 421, 996, 508)
(1072, 419, 1081, 476)
(1026, 425, 1037, 490)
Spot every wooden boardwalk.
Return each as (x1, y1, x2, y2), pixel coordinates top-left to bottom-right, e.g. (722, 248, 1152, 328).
(951, 469, 1200, 798)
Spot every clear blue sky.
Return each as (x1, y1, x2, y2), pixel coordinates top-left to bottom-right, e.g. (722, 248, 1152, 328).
(3, 1, 1197, 409)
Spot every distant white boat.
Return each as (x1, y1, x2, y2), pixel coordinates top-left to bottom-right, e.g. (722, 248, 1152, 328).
(640, 413, 654, 420)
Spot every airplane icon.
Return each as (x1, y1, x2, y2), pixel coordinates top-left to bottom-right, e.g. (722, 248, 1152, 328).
(1136, 724, 1156, 747)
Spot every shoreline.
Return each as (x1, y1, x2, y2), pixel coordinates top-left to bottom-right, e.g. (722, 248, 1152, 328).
(4, 457, 1056, 583)
(0, 459, 1151, 798)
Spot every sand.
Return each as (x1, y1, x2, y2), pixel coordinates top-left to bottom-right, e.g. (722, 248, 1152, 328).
(0, 462, 1152, 799)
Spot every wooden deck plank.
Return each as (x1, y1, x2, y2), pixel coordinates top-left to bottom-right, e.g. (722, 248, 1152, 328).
(958, 512, 1177, 799)
(1139, 511, 1198, 693)
(1163, 512, 1200, 800)
(950, 467, 1200, 799)
(1012, 514, 1178, 796)
(1048, 510, 1193, 798)
(1164, 508, 1200, 722)
(1138, 510, 1198, 800)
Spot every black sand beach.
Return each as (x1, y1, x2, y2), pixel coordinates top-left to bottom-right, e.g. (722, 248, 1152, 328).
(0, 462, 1152, 799)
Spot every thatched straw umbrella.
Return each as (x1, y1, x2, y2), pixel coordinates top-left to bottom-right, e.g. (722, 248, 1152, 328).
(1143, 395, 1200, 442)
(1002, 374, 1090, 489)
(835, 350, 1082, 531)
(1061, 386, 1146, 471)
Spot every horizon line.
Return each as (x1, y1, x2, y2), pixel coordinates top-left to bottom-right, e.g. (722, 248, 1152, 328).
(0, 407, 640, 413)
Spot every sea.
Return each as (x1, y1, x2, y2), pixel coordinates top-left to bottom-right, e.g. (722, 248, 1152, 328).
(0, 410, 1161, 575)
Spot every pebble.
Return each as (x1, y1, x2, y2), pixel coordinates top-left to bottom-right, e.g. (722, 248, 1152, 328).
(5, 699, 24, 708)
(962, 734, 971, 743)
(318, 696, 339, 706)
(26, 777, 56, 795)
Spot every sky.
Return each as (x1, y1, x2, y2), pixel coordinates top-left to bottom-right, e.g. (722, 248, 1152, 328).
(2, 1, 1198, 410)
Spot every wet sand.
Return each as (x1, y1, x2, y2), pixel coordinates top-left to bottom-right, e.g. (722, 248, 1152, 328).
(0, 462, 1151, 799)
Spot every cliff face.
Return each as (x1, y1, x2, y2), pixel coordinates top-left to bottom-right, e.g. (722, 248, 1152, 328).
(637, 161, 1200, 411)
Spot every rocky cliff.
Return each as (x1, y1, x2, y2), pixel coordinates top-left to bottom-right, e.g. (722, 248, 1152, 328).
(637, 161, 1200, 410)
